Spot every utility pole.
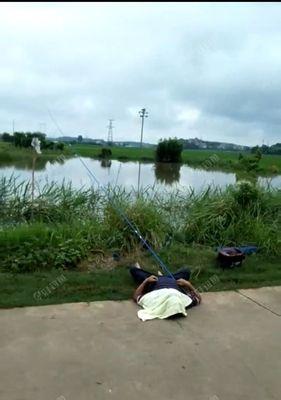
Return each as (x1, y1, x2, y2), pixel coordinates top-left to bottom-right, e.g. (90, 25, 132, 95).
(12, 120, 15, 134)
(107, 119, 114, 145)
(137, 108, 148, 196)
(139, 108, 148, 148)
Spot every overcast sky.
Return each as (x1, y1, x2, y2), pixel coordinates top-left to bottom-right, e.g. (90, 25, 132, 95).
(1, 2, 281, 145)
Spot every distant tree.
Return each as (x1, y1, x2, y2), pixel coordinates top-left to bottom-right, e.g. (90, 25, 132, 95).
(251, 146, 259, 154)
(261, 144, 269, 154)
(156, 138, 183, 163)
(99, 148, 112, 158)
(252, 144, 270, 154)
(77, 135, 83, 143)
(14, 132, 25, 147)
(2, 133, 14, 142)
(13, 132, 47, 149)
(269, 143, 281, 155)
(238, 152, 261, 172)
(25, 133, 34, 148)
(44, 140, 55, 150)
(254, 148, 262, 161)
(55, 142, 64, 151)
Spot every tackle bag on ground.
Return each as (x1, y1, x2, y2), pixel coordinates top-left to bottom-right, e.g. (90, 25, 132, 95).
(217, 247, 245, 269)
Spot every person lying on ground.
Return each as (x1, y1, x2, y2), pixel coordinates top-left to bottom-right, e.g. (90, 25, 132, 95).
(130, 263, 201, 321)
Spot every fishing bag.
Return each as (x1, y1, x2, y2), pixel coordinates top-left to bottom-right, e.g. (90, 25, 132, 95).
(217, 247, 245, 269)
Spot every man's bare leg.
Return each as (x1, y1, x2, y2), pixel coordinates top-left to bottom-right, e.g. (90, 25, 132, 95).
(134, 262, 162, 276)
(135, 261, 162, 276)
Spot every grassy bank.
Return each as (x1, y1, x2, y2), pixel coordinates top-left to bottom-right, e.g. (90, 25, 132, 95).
(0, 177, 280, 307)
(72, 144, 281, 175)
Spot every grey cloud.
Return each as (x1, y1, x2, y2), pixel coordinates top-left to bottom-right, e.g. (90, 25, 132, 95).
(0, 3, 281, 145)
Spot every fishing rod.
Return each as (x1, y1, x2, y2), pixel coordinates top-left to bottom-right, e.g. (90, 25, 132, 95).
(47, 109, 175, 278)
(77, 156, 174, 278)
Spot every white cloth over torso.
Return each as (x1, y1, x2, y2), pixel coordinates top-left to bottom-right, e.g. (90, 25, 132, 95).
(137, 288, 192, 321)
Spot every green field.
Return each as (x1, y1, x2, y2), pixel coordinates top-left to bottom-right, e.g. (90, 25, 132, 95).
(1, 141, 280, 175)
(72, 144, 281, 175)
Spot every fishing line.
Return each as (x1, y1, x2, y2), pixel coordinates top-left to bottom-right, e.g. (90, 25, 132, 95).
(47, 108, 174, 278)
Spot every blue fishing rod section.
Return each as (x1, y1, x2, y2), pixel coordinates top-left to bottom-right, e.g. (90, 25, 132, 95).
(77, 156, 175, 278)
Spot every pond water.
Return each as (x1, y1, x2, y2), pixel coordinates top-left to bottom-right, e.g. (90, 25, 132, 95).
(0, 157, 280, 193)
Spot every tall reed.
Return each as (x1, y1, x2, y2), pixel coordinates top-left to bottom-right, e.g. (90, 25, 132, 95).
(0, 178, 280, 272)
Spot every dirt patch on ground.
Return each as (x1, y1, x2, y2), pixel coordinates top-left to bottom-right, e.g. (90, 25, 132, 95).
(78, 247, 151, 272)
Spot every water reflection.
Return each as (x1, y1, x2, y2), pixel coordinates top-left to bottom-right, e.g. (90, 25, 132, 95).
(137, 162, 141, 195)
(100, 159, 112, 168)
(0, 156, 62, 171)
(154, 162, 181, 185)
(0, 157, 280, 193)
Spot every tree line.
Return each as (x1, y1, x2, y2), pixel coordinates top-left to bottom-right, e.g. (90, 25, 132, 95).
(251, 143, 281, 155)
(1, 132, 64, 151)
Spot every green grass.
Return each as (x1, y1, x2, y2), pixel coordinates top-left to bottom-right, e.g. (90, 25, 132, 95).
(0, 177, 280, 308)
(72, 144, 155, 161)
(71, 144, 281, 175)
(1, 141, 280, 175)
(0, 248, 280, 308)
(1, 179, 280, 269)
(183, 150, 281, 175)
(0, 268, 133, 308)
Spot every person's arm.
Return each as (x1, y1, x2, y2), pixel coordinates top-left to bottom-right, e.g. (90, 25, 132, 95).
(176, 279, 202, 303)
(133, 276, 158, 303)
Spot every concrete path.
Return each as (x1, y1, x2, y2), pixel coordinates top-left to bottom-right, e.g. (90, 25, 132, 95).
(0, 287, 280, 400)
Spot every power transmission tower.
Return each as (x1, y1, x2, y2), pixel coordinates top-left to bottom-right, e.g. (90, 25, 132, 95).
(107, 119, 114, 145)
(139, 108, 148, 148)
